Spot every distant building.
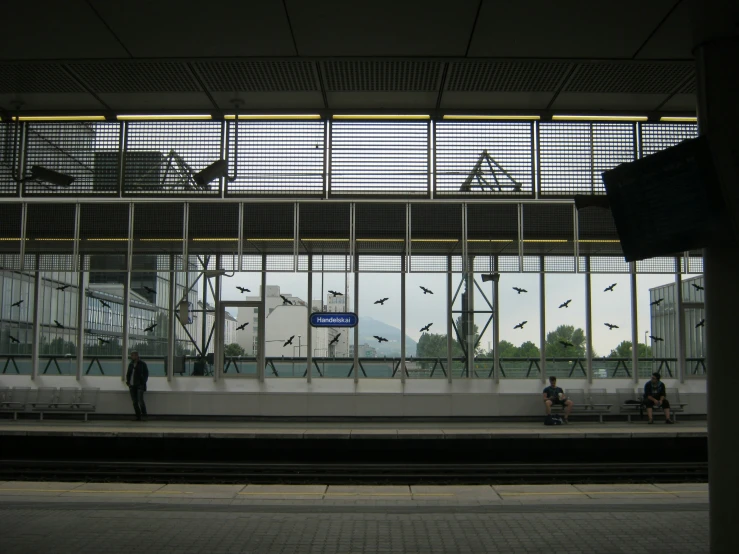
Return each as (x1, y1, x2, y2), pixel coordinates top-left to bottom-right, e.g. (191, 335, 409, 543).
(350, 343, 377, 358)
(191, 300, 237, 355)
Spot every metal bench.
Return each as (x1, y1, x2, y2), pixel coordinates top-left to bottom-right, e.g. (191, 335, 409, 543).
(30, 387, 100, 421)
(0, 386, 31, 419)
(553, 388, 612, 423)
(617, 387, 687, 422)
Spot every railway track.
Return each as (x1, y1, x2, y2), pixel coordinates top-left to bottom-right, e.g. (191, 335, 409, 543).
(0, 460, 707, 484)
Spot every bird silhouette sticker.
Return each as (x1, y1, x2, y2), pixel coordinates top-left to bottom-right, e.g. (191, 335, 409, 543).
(514, 321, 527, 329)
(98, 337, 110, 345)
(56, 284, 70, 291)
(650, 298, 663, 306)
(513, 287, 527, 294)
(329, 334, 341, 346)
(54, 320, 64, 329)
(143, 285, 156, 295)
(236, 286, 250, 293)
(559, 340, 574, 348)
(559, 299, 572, 309)
(236, 322, 249, 330)
(695, 319, 705, 328)
(649, 335, 664, 342)
(100, 300, 111, 309)
(144, 322, 157, 333)
(280, 295, 293, 305)
(692, 283, 704, 291)
(604, 283, 617, 292)
(374, 298, 389, 305)
(283, 336, 295, 347)
(11, 299, 23, 307)
(420, 323, 433, 333)
(328, 290, 343, 297)
(373, 336, 388, 343)
(9, 336, 20, 343)
(604, 323, 619, 330)
(419, 286, 433, 295)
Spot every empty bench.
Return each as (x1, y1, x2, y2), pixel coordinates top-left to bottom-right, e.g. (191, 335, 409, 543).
(0, 386, 32, 420)
(552, 389, 613, 423)
(30, 387, 100, 421)
(617, 388, 687, 422)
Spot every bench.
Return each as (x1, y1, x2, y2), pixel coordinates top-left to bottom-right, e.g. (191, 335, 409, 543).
(0, 386, 31, 420)
(30, 387, 100, 421)
(552, 388, 613, 423)
(617, 388, 687, 422)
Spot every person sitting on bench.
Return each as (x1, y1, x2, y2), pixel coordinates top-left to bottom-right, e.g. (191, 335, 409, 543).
(543, 376, 573, 423)
(644, 372, 674, 424)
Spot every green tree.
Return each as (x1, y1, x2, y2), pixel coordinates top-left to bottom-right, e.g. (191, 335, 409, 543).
(453, 315, 481, 356)
(495, 340, 519, 358)
(545, 324, 586, 358)
(224, 343, 246, 357)
(517, 340, 541, 358)
(608, 340, 652, 359)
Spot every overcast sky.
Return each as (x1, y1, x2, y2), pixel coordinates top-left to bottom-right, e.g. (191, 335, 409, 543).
(219, 269, 686, 356)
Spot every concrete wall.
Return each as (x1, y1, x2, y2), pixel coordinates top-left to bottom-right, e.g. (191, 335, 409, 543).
(0, 374, 707, 417)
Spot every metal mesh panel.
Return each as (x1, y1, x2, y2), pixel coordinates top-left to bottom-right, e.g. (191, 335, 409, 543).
(323, 61, 441, 92)
(22, 123, 121, 196)
(435, 122, 533, 197)
(640, 123, 698, 157)
(0, 122, 19, 195)
(543, 256, 574, 272)
(0, 204, 22, 254)
(577, 206, 622, 256)
(635, 257, 677, 273)
(123, 121, 223, 196)
(36, 254, 77, 271)
(357, 255, 403, 272)
(240, 255, 263, 271)
(539, 123, 635, 196)
(79, 203, 129, 254)
(467, 203, 518, 258)
(588, 256, 630, 273)
(523, 256, 542, 272)
(330, 122, 429, 195)
(522, 204, 574, 257)
(497, 255, 521, 272)
(188, 203, 239, 254)
(244, 203, 293, 255)
(0, 254, 23, 270)
(82, 254, 127, 272)
(265, 255, 295, 272)
(410, 204, 461, 268)
(356, 203, 405, 255)
(299, 203, 349, 255)
(311, 255, 351, 272)
(226, 121, 325, 196)
(132, 203, 183, 258)
(409, 255, 450, 272)
(687, 256, 703, 274)
(25, 204, 76, 254)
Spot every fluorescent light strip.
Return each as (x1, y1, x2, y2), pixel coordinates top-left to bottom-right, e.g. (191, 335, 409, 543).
(659, 116, 698, 122)
(522, 239, 568, 243)
(443, 115, 540, 121)
(225, 114, 321, 120)
(13, 116, 106, 122)
(86, 238, 129, 242)
(578, 239, 621, 243)
(116, 114, 212, 121)
(552, 115, 648, 122)
(333, 114, 430, 120)
(191, 238, 238, 242)
(139, 238, 184, 242)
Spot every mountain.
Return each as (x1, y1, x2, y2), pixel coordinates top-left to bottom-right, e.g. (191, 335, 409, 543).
(357, 316, 417, 356)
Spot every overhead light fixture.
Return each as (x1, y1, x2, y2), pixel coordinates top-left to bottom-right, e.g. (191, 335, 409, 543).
(551, 115, 648, 122)
(13, 115, 106, 122)
(193, 159, 229, 187)
(333, 114, 430, 120)
(481, 273, 500, 283)
(116, 114, 212, 121)
(29, 165, 75, 187)
(659, 116, 698, 122)
(443, 115, 540, 120)
(224, 114, 321, 120)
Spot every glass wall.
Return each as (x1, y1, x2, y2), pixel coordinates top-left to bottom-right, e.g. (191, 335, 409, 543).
(544, 274, 586, 379)
(496, 273, 541, 379)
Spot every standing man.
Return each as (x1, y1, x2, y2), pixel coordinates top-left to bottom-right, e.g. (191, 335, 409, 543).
(126, 350, 149, 421)
(543, 376, 573, 423)
(644, 372, 673, 424)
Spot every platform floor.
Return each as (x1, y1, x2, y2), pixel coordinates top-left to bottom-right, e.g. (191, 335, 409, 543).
(0, 419, 708, 439)
(0, 482, 708, 553)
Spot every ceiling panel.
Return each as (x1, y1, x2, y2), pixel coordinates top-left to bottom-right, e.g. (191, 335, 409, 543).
(445, 61, 572, 92)
(635, 0, 694, 59)
(1, 0, 130, 59)
(67, 62, 202, 93)
(285, 0, 480, 56)
(659, 93, 697, 112)
(322, 61, 443, 92)
(440, 91, 554, 110)
(89, 0, 296, 57)
(563, 62, 693, 94)
(327, 92, 437, 109)
(468, 0, 680, 59)
(551, 92, 669, 111)
(210, 92, 324, 110)
(193, 61, 319, 92)
(0, 63, 83, 93)
(97, 92, 213, 111)
(0, 93, 106, 112)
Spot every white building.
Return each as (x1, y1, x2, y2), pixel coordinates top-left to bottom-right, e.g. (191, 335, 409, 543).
(192, 300, 237, 355)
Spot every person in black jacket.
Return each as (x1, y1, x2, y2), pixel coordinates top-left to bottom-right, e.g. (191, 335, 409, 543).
(126, 350, 149, 421)
(644, 372, 673, 424)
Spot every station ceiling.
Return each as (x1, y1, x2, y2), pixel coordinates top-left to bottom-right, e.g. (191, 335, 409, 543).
(1, 0, 696, 116)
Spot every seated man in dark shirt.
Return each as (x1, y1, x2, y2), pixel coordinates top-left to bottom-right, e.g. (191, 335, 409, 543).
(543, 376, 573, 423)
(644, 372, 674, 424)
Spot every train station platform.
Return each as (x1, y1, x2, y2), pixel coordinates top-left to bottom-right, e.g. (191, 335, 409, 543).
(0, 482, 709, 553)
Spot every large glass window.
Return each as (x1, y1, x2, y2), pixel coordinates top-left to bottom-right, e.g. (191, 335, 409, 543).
(496, 273, 541, 379)
(544, 274, 586, 379)
(591, 273, 633, 379)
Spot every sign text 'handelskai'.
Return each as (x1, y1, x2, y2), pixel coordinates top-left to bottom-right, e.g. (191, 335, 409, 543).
(310, 312, 358, 328)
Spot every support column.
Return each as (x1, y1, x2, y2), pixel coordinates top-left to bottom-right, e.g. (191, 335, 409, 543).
(630, 266, 639, 384)
(75, 269, 85, 381)
(353, 266, 359, 384)
(539, 266, 546, 384)
(307, 257, 313, 383)
(692, 2, 739, 551)
(30, 258, 41, 380)
(258, 256, 267, 382)
(446, 258, 453, 383)
(400, 268, 406, 383)
(585, 261, 593, 384)
(122, 204, 133, 380)
(167, 255, 176, 382)
(675, 263, 686, 384)
(492, 270, 500, 384)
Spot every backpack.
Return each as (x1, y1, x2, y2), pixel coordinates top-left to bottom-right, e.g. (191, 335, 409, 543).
(544, 414, 564, 426)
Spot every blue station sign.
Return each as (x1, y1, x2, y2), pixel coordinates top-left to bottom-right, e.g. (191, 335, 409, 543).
(310, 312, 358, 328)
